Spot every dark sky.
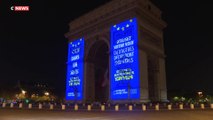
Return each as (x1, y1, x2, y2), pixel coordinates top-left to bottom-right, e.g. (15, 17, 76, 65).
(0, 0, 213, 97)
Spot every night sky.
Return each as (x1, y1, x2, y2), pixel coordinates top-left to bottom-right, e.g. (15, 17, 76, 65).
(0, 0, 213, 97)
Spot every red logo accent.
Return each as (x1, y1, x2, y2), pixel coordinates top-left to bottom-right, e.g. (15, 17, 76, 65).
(14, 6, 30, 11)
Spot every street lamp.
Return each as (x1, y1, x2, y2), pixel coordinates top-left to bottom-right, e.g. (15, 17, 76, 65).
(44, 92, 49, 96)
(22, 90, 26, 95)
(198, 92, 203, 97)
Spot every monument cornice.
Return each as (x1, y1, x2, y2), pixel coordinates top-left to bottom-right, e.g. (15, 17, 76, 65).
(65, 0, 166, 40)
(65, 0, 138, 39)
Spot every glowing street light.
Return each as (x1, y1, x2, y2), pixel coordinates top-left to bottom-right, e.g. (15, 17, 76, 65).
(44, 92, 49, 96)
(198, 92, 203, 97)
(22, 90, 26, 95)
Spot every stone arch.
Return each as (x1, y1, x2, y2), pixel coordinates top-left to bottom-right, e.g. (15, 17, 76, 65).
(84, 36, 110, 103)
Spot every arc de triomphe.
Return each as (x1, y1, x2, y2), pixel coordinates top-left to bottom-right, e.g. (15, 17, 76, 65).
(65, 0, 167, 103)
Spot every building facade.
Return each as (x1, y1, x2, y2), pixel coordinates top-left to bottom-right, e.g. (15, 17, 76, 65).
(65, 0, 167, 103)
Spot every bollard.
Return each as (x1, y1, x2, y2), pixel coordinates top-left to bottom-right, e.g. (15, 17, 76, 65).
(168, 104, 172, 110)
(28, 103, 32, 109)
(101, 105, 105, 111)
(128, 105, 133, 111)
(2, 102, 6, 108)
(179, 104, 183, 110)
(142, 104, 146, 111)
(115, 105, 119, 111)
(190, 104, 194, 109)
(39, 103, 42, 109)
(74, 104, 78, 111)
(210, 104, 213, 109)
(50, 104, 54, 110)
(10, 103, 14, 108)
(87, 105, 91, 111)
(19, 103, 23, 108)
(62, 104, 66, 110)
(155, 104, 159, 111)
(201, 104, 205, 109)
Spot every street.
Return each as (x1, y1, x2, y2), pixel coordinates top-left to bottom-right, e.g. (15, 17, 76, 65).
(0, 109, 213, 120)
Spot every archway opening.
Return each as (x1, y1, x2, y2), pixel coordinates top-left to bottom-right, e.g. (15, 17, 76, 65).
(87, 41, 109, 103)
(148, 56, 159, 101)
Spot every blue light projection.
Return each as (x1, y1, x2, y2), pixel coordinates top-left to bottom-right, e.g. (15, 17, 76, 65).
(66, 38, 85, 101)
(110, 18, 140, 100)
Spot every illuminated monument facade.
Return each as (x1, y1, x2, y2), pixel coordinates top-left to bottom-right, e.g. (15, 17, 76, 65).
(65, 0, 167, 103)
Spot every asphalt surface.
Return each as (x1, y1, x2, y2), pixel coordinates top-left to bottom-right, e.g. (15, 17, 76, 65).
(0, 108, 213, 120)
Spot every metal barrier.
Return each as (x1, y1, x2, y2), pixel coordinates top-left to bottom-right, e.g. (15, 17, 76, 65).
(1, 103, 213, 111)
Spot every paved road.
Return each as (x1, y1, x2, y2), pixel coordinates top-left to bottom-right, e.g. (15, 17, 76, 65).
(0, 109, 213, 120)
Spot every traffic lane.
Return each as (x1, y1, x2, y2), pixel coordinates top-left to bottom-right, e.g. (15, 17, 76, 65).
(0, 109, 213, 120)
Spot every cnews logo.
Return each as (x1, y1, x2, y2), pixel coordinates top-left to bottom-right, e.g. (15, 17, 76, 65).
(11, 6, 30, 11)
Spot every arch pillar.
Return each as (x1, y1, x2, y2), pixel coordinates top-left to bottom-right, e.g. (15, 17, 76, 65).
(84, 62, 95, 102)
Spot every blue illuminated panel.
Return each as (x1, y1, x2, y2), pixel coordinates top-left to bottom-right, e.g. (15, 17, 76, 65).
(110, 18, 140, 100)
(66, 38, 84, 101)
